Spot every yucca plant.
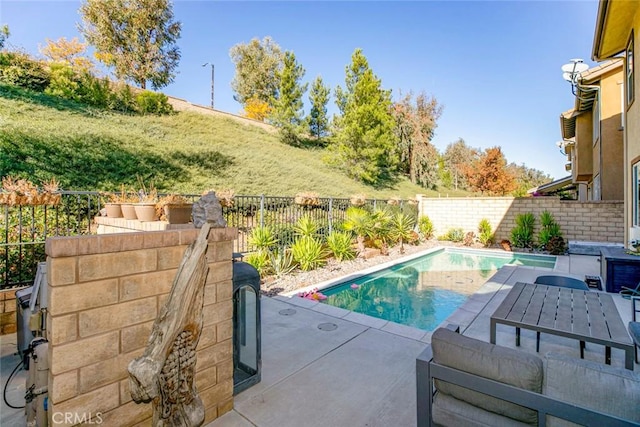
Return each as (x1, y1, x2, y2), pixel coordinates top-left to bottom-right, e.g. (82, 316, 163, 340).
(418, 215, 434, 240)
(478, 218, 494, 247)
(268, 248, 297, 279)
(326, 231, 356, 261)
(245, 250, 271, 277)
(511, 212, 535, 248)
(248, 226, 278, 252)
(291, 237, 327, 271)
(293, 215, 319, 239)
(388, 212, 416, 254)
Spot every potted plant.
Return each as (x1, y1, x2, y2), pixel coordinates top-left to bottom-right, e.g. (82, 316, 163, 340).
(103, 186, 128, 218)
(157, 194, 192, 224)
(134, 182, 159, 222)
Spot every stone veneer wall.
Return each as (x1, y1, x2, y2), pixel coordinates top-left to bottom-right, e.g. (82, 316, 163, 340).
(417, 196, 624, 244)
(45, 227, 236, 426)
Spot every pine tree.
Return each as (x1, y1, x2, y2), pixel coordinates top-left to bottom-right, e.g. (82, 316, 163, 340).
(329, 49, 397, 185)
(307, 75, 330, 140)
(271, 51, 307, 144)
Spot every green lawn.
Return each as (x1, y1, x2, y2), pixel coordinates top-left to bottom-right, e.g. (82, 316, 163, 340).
(0, 85, 472, 198)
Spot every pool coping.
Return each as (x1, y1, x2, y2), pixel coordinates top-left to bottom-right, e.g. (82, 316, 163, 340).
(275, 247, 559, 342)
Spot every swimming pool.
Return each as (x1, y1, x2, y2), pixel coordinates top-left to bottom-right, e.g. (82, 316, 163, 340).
(321, 248, 556, 331)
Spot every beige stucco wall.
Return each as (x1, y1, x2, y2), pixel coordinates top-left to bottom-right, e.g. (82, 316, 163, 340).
(599, 67, 625, 200)
(417, 196, 624, 244)
(45, 228, 236, 426)
(575, 112, 594, 183)
(625, 8, 640, 245)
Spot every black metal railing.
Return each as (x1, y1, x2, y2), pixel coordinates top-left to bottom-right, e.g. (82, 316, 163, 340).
(1, 192, 417, 290)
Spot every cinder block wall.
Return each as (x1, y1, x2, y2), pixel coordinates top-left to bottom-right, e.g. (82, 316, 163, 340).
(0, 288, 21, 335)
(45, 227, 236, 426)
(417, 196, 624, 244)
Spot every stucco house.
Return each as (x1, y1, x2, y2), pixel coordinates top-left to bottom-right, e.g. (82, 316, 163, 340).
(559, 59, 624, 202)
(592, 0, 640, 246)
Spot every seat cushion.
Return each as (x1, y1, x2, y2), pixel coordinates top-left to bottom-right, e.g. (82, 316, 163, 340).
(432, 392, 532, 427)
(630, 321, 640, 346)
(544, 352, 640, 427)
(431, 327, 543, 425)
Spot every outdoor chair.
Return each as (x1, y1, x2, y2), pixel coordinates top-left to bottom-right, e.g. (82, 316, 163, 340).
(533, 275, 590, 355)
(534, 275, 590, 290)
(631, 296, 640, 363)
(621, 282, 640, 299)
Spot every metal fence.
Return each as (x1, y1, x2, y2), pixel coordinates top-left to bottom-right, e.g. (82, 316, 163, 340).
(1, 192, 417, 290)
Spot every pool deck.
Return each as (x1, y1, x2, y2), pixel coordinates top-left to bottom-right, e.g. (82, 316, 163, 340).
(1, 253, 637, 426)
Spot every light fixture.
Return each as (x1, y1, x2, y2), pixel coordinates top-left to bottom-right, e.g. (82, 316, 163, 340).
(202, 62, 214, 109)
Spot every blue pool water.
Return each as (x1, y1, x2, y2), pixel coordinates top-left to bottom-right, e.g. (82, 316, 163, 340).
(322, 249, 556, 331)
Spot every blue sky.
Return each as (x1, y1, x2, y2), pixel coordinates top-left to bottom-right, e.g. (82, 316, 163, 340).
(1, 1, 599, 181)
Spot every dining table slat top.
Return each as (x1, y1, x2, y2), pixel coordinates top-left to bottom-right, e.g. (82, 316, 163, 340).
(490, 282, 634, 370)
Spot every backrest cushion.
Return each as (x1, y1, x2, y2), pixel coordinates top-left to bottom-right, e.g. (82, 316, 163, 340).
(431, 327, 543, 425)
(544, 352, 640, 427)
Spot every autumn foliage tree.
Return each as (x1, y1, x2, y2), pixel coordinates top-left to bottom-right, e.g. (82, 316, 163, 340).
(79, 0, 182, 90)
(392, 91, 443, 189)
(465, 147, 516, 195)
(443, 138, 478, 190)
(243, 96, 271, 121)
(39, 37, 93, 72)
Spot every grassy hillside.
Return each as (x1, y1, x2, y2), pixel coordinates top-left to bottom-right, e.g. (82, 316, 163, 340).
(0, 85, 471, 198)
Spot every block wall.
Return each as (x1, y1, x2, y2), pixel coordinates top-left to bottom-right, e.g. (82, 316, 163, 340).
(417, 196, 624, 244)
(45, 227, 236, 426)
(0, 288, 22, 335)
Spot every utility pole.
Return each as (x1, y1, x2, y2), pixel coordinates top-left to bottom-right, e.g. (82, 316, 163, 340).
(202, 62, 214, 109)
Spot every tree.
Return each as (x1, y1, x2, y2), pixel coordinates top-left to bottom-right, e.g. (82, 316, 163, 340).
(329, 49, 397, 185)
(79, 0, 181, 90)
(508, 163, 552, 196)
(271, 51, 307, 144)
(0, 25, 9, 50)
(307, 75, 331, 140)
(443, 138, 478, 190)
(465, 146, 516, 195)
(243, 96, 271, 121)
(392, 91, 443, 189)
(230, 36, 283, 108)
(39, 37, 93, 72)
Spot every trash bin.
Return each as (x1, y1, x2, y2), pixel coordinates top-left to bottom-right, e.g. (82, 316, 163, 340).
(16, 286, 34, 359)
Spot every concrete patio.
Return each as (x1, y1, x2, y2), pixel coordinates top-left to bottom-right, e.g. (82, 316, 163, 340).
(1, 253, 637, 426)
(208, 254, 638, 427)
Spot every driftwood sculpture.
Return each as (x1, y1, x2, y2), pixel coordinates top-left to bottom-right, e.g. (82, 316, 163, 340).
(128, 223, 212, 426)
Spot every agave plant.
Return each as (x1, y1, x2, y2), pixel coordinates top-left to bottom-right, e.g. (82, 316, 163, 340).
(293, 215, 319, 239)
(269, 248, 297, 278)
(291, 236, 327, 271)
(248, 226, 278, 252)
(343, 207, 373, 255)
(388, 212, 416, 254)
(326, 231, 356, 261)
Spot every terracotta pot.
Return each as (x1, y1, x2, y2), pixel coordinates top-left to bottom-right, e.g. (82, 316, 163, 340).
(134, 203, 158, 222)
(105, 203, 123, 218)
(121, 203, 138, 220)
(163, 204, 193, 224)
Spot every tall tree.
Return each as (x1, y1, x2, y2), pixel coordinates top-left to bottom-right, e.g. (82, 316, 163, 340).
(0, 25, 9, 50)
(307, 75, 331, 140)
(79, 0, 181, 90)
(392, 91, 443, 189)
(230, 36, 283, 108)
(508, 163, 552, 196)
(271, 50, 307, 144)
(39, 37, 93, 72)
(444, 138, 478, 190)
(329, 48, 397, 185)
(465, 146, 516, 195)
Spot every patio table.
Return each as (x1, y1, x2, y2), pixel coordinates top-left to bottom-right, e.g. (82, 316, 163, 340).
(490, 282, 635, 370)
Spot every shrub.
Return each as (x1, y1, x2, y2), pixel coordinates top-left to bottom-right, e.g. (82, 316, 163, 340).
(291, 237, 326, 271)
(538, 210, 563, 250)
(78, 73, 111, 108)
(478, 218, 494, 247)
(511, 212, 535, 248)
(0, 51, 50, 91)
(245, 251, 271, 277)
(326, 231, 356, 261)
(546, 235, 567, 255)
(388, 212, 416, 254)
(45, 63, 79, 100)
(135, 90, 173, 115)
(248, 226, 278, 251)
(109, 82, 137, 113)
(439, 228, 464, 242)
(418, 215, 434, 240)
(463, 231, 476, 246)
